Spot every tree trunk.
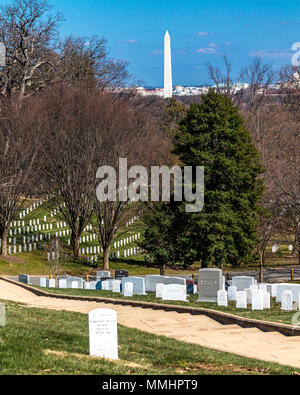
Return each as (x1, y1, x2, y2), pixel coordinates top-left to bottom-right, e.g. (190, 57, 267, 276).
(103, 247, 110, 271)
(259, 250, 265, 283)
(160, 264, 166, 276)
(201, 256, 209, 268)
(71, 232, 80, 259)
(0, 227, 8, 257)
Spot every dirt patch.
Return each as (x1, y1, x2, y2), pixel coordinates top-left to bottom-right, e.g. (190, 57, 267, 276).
(0, 255, 26, 264)
(43, 349, 151, 370)
(175, 362, 271, 374)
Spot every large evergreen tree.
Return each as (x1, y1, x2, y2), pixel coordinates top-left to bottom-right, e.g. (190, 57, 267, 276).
(173, 90, 264, 268)
(141, 90, 264, 270)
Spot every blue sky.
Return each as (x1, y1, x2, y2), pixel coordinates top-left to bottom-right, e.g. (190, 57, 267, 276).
(2, 0, 300, 86)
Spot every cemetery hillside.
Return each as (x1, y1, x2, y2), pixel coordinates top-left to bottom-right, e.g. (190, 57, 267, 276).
(0, 0, 299, 380)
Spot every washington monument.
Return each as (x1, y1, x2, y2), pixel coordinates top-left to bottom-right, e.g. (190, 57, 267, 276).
(164, 31, 173, 98)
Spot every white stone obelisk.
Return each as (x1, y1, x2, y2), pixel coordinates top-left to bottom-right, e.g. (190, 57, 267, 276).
(164, 31, 173, 99)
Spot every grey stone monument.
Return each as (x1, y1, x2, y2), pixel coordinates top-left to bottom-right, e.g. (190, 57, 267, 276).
(197, 268, 223, 302)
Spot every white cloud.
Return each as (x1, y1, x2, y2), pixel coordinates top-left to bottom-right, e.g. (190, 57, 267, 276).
(209, 43, 218, 47)
(197, 32, 209, 36)
(151, 49, 164, 55)
(196, 48, 216, 54)
(250, 49, 291, 59)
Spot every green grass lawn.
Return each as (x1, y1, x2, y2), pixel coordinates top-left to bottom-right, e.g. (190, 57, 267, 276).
(0, 300, 299, 375)
(30, 286, 299, 327)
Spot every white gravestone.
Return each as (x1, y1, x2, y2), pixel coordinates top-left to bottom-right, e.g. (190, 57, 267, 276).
(122, 277, 146, 296)
(47, 279, 56, 288)
(271, 284, 277, 298)
(276, 284, 300, 303)
(40, 278, 47, 287)
(232, 276, 255, 291)
(112, 281, 121, 293)
(281, 290, 293, 311)
(124, 282, 133, 297)
(0, 303, 6, 327)
(162, 284, 187, 302)
(252, 290, 264, 310)
(245, 288, 252, 305)
(236, 291, 247, 309)
(263, 292, 271, 309)
(258, 284, 267, 292)
(89, 309, 118, 360)
(228, 286, 237, 301)
(102, 281, 110, 291)
(59, 279, 67, 289)
(156, 283, 164, 299)
(217, 290, 228, 307)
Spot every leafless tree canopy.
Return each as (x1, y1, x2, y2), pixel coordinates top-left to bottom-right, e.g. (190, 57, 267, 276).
(0, 97, 39, 255)
(0, 0, 130, 102)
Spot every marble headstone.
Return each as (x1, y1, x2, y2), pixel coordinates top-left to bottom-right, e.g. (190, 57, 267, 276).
(123, 282, 133, 297)
(228, 286, 237, 301)
(122, 277, 146, 296)
(281, 290, 293, 311)
(263, 292, 271, 309)
(89, 308, 118, 360)
(236, 291, 247, 309)
(40, 278, 47, 287)
(58, 279, 67, 289)
(156, 283, 164, 299)
(252, 290, 264, 310)
(162, 284, 187, 302)
(0, 303, 6, 327)
(217, 290, 228, 307)
(232, 276, 255, 291)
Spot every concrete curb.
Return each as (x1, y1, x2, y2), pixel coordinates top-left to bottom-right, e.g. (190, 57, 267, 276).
(1, 276, 300, 337)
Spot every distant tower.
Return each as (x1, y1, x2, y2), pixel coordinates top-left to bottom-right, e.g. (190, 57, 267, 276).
(164, 31, 173, 99)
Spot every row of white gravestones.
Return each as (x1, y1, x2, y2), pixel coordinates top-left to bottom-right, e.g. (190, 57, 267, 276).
(19, 200, 44, 219)
(123, 247, 142, 257)
(8, 244, 38, 254)
(80, 246, 102, 255)
(271, 244, 293, 252)
(126, 216, 140, 227)
(9, 224, 54, 235)
(56, 222, 67, 229)
(80, 234, 97, 244)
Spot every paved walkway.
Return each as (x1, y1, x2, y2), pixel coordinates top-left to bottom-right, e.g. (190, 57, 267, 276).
(1, 279, 300, 369)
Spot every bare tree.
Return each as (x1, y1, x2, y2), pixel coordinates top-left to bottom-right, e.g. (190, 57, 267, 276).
(91, 95, 172, 270)
(0, 97, 38, 256)
(0, 0, 130, 102)
(0, 0, 63, 100)
(39, 84, 98, 258)
(57, 35, 131, 90)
